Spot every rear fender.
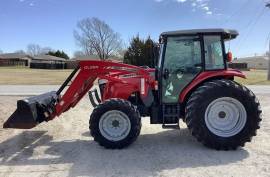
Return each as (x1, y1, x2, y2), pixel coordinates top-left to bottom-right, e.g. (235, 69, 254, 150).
(179, 69, 246, 103)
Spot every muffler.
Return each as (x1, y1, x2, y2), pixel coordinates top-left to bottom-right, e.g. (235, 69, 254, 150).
(3, 91, 57, 129)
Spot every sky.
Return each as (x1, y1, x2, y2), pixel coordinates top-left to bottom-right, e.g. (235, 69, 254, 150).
(0, 0, 270, 58)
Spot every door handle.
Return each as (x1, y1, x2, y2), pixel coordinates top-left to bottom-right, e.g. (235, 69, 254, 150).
(163, 68, 169, 79)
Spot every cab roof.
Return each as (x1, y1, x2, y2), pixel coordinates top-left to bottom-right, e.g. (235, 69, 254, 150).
(161, 28, 238, 40)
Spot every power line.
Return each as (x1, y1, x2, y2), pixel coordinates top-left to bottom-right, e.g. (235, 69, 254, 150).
(242, 7, 266, 29)
(222, 0, 251, 26)
(235, 6, 267, 52)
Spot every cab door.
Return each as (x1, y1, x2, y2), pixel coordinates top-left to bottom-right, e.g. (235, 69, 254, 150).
(161, 36, 202, 103)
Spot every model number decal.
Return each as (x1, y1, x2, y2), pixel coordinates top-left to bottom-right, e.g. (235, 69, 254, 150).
(84, 66, 99, 70)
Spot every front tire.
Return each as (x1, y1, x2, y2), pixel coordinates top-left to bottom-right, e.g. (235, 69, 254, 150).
(185, 79, 262, 150)
(90, 99, 141, 149)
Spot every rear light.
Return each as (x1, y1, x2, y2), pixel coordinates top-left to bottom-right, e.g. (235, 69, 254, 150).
(154, 81, 158, 90)
(140, 78, 145, 95)
(227, 52, 233, 62)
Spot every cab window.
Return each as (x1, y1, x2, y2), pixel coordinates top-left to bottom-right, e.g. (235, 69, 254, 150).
(162, 36, 202, 103)
(204, 36, 225, 70)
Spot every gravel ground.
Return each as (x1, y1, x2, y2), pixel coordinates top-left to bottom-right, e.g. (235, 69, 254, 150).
(0, 94, 269, 177)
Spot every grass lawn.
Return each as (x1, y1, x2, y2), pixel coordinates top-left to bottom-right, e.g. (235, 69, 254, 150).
(0, 67, 269, 85)
(235, 70, 270, 85)
(0, 67, 73, 85)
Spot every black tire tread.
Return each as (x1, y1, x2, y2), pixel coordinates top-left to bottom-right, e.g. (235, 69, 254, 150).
(185, 79, 262, 150)
(89, 98, 141, 149)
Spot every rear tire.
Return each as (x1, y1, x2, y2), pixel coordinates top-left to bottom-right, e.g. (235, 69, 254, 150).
(185, 79, 262, 150)
(90, 98, 141, 149)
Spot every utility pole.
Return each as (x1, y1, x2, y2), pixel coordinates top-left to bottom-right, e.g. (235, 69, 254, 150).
(268, 38, 270, 80)
(267, 2, 270, 80)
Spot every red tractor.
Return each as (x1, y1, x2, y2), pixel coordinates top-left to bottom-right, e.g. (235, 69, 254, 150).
(4, 29, 262, 150)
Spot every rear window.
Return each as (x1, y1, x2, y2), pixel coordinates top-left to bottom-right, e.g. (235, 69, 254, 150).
(204, 36, 225, 70)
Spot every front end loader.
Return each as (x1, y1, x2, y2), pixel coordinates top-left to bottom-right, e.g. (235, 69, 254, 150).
(4, 61, 152, 129)
(3, 29, 262, 150)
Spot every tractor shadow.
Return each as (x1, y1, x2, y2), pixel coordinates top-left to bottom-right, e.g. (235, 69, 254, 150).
(0, 129, 249, 176)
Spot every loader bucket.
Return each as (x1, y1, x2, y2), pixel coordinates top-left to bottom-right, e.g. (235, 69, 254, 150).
(3, 91, 57, 129)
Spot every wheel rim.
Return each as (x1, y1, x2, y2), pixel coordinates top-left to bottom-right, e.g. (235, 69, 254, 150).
(204, 97, 247, 137)
(99, 110, 131, 141)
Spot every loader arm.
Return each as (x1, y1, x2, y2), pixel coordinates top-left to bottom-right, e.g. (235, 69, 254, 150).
(4, 60, 152, 129)
(54, 60, 153, 118)
(6, 60, 156, 130)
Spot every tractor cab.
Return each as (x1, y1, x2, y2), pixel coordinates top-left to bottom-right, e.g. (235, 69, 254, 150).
(151, 29, 239, 125)
(157, 29, 238, 104)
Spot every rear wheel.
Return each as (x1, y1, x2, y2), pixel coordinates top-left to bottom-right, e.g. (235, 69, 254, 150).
(185, 79, 262, 150)
(90, 99, 141, 149)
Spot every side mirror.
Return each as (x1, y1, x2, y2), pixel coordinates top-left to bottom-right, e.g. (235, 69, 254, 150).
(226, 52, 233, 62)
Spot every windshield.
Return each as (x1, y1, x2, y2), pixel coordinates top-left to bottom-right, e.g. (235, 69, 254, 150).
(164, 36, 201, 71)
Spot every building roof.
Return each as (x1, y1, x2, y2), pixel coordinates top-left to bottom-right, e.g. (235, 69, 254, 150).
(74, 56, 123, 63)
(74, 55, 101, 61)
(32, 54, 66, 61)
(161, 28, 238, 40)
(0, 53, 67, 62)
(0, 53, 31, 60)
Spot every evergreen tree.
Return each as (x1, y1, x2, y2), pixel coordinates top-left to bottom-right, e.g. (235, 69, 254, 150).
(47, 50, 69, 59)
(124, 35, 158, 67)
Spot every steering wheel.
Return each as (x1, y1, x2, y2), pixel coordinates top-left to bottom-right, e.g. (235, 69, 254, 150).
(172, 67, 186, 75)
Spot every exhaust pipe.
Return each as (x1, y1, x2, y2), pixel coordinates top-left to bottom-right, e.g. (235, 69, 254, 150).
(3, 91, 57, 129)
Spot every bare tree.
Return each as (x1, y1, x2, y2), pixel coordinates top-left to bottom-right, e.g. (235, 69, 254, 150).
(14, 50, 26, 54)
(73, 50, 86, 58)
(41, 47, 53, 54)
(27, 44, 41, 56)
(27, 44, 53, 56)
(74, 17, 123, 60)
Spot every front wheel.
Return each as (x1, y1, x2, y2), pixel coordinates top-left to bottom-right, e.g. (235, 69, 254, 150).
(90, 99, 141, 149)
(185, 79, 262, 150)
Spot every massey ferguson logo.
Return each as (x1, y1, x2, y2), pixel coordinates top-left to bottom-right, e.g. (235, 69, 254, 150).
(84, 66, 99, 70)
